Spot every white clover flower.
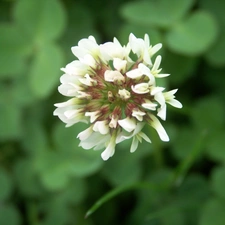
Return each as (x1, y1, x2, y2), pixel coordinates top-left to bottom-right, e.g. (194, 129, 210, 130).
(129, 33, 162, 65)
(54, 33, 182, 160)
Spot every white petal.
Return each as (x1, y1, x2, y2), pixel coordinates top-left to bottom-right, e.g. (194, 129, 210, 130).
(58, 84, 77, 96)
(138, 63, 151, 76)
(79, 74, 96, 86)
(132, 83, 149, 94)
(129, 33, 140, 55)
(143, 49, 152, 65)
(85, 111, 99, 123)
(118, 89, 130, 100)
(109, 115, 118, 128)
(80, 54, 97, 68)
(168, 99, 183, 108)
(138, 132, 151, 143)
(59, 73, 79, 84)
(101, 135, 116, 160)
(150, 86, 165, 95)
(113, 58, 127, 71)
(77, 91, 91, 99)
(116, 122, 144, 143)
(100, 38, 129, 60)
(54, 98, 76, 108)
(150, 43, 162, 56)
(104, 70, 124, 82)
(130, 122, 145, 137)
(77, 126, 93, 141)
(142, 101, 157, 111)
(126, 68, 143, 79)
(79, 132, 108, 150)
(54, 107, 87, 126)
(154, 91, 165, 106)
(165, 89, 178, 98)
(71, 36, 99, 59)
(155, 73, 170, 78)
(132, 109, 146, 121)
(130, 137, 139, 153)
(62, 60, 91, 76)
(152, 55, 162, 72)
(149, 114, 169, 142)
(93, 120, 109, 135)
(157, 104, 167, 121)
(64, 109, 81, 119)
(118, 117, 136, 132)
(144, 34, 150, 47)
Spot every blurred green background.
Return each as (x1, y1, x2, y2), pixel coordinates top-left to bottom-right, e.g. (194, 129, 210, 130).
(1, 0, 225, 224)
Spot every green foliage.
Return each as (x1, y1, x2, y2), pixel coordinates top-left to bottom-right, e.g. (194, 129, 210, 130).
(199, 198, 225, 225)
(0, 24, 30, 77)
(29, 43, 64, 98)
(0, 205, 21, 225)
(211, 166, 225, 200)
(199, 0, 225, 67)
(0, 0, 225, 224)
(14, 0, 66, 42)
(165, 11, 218, 56)
(120, 0, 195, 28)
(0, 167, 13, 201)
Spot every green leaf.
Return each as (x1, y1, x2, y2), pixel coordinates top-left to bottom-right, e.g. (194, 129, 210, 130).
(29, 43, 64, 98)
(120, 0, 195, 28)
(36, 150, 101, 191)
(35, 151, 74, 191)
(68, 149, 103, 177)
(176, 174, 210, 206)
(0, 76, 36, 107)
(191, 96, 225, 131)
(211, 166, 225, 200)
(101, 148, 142, 186)
(131, 169, 174, 224)
(41, 202, 69, 225)
(199, 198, 225, 225)
(0, 2, 11, 22)
(166, 11, 219, 56)
(206, 130, 225, 162)
(14, 0, 66, 42)
(204, 67, 225, 97)
(56, 178, 87, 206)
(60, 2, 99, 62)
(146, 174, 210, 224)
(22, 118, 49, 155)
(13, 160, 43, 197)
(162, 50, 198, 85)
(53, 123, 103, 175)
(36, 123, 103, 190)
(0, 168, 13, 201)
(205, 30, 225, 67)
(0, 24, 30, 77)
(170, 126, 204, 160)
(0, 205, 21, 225)
(199, 0, 225, 26)
(0, 102, 22, 141)
(52, 122, 86, 153)
(170, 127, 208, 185)
(159, 208, 185, 225)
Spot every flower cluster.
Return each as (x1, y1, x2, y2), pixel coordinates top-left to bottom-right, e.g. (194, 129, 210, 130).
(54, 33, 182, 160)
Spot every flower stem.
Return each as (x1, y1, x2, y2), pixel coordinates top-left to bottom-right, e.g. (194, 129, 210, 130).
(85, 130, 207, 219)
(85, 182, 167, 219)
(150, 128, 164, 169)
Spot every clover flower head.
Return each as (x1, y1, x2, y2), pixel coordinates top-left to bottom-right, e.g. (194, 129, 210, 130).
(54, 33, 182, 160)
